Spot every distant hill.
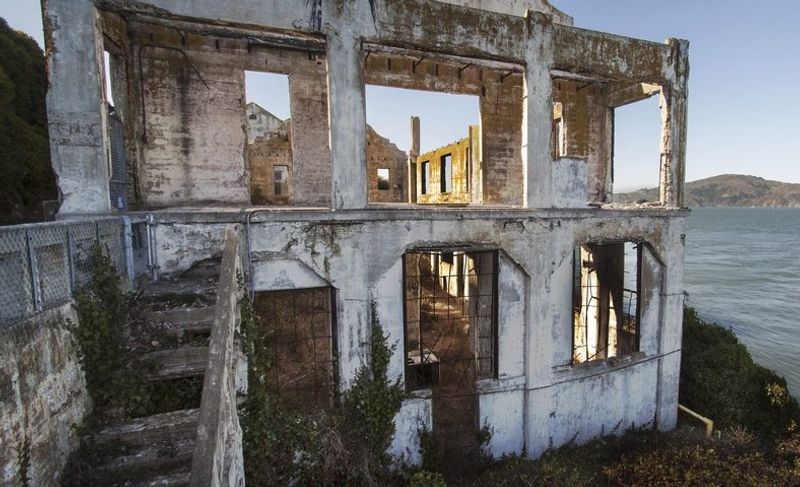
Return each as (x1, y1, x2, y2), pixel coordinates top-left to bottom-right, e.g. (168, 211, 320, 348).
(0, 17, 56, 225)
(615, 174, 800, 207)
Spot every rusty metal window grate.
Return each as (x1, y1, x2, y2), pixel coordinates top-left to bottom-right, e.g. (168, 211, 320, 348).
(403, 250, 498, 391)
(572, 241, 641, 364)
(253, 287, 337, 411)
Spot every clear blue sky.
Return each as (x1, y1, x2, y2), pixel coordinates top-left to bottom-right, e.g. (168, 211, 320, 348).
(3, 1, 798, 190)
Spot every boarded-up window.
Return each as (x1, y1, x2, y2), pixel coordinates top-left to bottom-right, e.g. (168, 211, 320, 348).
(252, 287, 337, 411)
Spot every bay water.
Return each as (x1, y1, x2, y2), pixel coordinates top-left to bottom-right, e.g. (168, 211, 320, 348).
(684, 208, 800, 397)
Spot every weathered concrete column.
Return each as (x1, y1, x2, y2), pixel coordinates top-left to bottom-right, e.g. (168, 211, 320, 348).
(522, 12, 555, 208)
(290, 72, 332, 207)
(326, 11, 367, 210)
(408, 116, 420, 203)
(659, 39, 690, 208)
(43, 0, 111, 215)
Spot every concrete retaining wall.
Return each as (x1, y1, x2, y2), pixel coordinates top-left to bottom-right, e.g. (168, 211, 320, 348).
(0, 305, 89, 486)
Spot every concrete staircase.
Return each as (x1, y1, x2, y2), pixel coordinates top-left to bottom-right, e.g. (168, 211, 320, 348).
(65, 261, 221, 487)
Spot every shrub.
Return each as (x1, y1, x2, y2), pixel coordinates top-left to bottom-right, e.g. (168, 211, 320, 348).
(680, 306, 800, 437)
(239, 296, 405, 486)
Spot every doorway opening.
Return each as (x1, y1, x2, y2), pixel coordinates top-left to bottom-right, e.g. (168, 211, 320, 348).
(403, 249, 497, 462)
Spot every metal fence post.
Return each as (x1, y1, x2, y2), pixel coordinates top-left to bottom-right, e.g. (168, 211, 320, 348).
(66, 225, 76, 294)
(25, 229, 43, 312)
(122, 217, 135, 291)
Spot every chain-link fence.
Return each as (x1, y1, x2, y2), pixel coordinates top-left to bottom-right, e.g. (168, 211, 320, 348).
(0, 217, 152, 327)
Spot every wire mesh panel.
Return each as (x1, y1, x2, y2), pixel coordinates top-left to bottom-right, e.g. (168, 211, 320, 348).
(131, 221, 150, 278)
(98, 219, 125, 272)
(403, 249, 498, 391)
(403, 249, 498, 463)
(29, 225, 70, 309)
(0, 218, 130, 327)
(0, 229, 33, 322)
(252, 287, 337, 412)
(71, 222, 100, 290)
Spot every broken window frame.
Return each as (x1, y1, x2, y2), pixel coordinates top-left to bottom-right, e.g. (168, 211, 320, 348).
(402, 248, 500, 392)
(571, 240, 643, 365)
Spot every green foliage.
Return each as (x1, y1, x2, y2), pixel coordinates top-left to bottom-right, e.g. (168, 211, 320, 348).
(17, 430, 30, 487)
(72, 245, 130, 412)
(341, 299, 406, 463)
(239, 296, 406, 486)
(0, 18, 55, 224)
(409, 470, 447, 487)
(680, 306, 800, 437)
(72, 245, 200, 418)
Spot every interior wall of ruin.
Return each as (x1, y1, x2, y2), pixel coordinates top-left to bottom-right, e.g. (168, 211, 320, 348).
(367, 126, 407, 203)
(481, 76, 524, 205)
(416, 137, 472, 204)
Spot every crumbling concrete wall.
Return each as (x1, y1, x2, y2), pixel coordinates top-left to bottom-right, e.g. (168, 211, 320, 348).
(0, 305, 89, 486)
(416, 137, 472, 204)
(367, 126, 407, 203)
(147, 207, 685, 462)
(245, 103, 284, 144)
(138, 45, 249, 207)
(248, 123, 292, 205)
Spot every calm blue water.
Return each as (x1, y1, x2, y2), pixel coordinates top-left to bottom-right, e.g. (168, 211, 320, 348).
(685, 208, 800, 397)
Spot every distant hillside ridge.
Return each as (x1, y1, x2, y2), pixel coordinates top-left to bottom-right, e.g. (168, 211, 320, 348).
(614, 174, 800, 207)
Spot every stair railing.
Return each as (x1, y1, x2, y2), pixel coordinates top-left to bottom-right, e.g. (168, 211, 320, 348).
(189, 225, 245, 487)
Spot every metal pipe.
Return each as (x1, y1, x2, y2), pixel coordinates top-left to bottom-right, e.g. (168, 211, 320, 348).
(678, 404, 714, 437)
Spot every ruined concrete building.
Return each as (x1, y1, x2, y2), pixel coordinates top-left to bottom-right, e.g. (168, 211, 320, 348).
(40, 0, 688, 468)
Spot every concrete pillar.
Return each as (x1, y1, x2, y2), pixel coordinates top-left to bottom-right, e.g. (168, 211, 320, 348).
(326, 15, 367, 210)
(290, 72, 332, 207)
(659, 39, 690, 208)
(44, 0, 111, 215)
(522, 12, 555, 208)
(408, 116, 420, 203)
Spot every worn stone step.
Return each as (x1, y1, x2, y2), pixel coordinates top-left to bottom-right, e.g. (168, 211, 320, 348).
(143, 306, 216, 336)
(140, 347, 208, 381)
(179, 257, 222, 279)
(139, 278, 218, 302)
(93, 409, 200, 448)
(86, 437, 195, 486)
(128, 470, 191, 487)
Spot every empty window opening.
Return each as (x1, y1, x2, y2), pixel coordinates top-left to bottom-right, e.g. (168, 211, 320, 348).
(365, 83, 479, 205)
(245, 71, 291, 205)
(103, 49, 129, 210)
(572, 241, 641, 364)
(252, 287, 337, 411)
(551, 102, 565, 160)
(377, 168, 390, 190)
(440, 154, 452, 193)
(273, 165, 289, 196)
(421, 161, 430, 195)
(404, 249, 498, 458)
(103, 51, 115, 107)
(612, 95, 661, 201)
